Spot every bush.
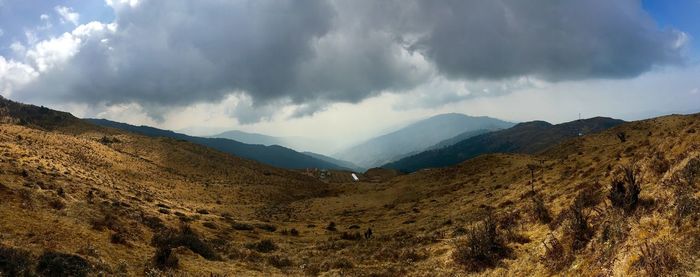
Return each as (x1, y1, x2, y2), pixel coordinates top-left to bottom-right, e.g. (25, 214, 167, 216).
(255, 223, 277, 232)
(141, 215, 165, 230)
(609, 163, 641, 212)
(564, 202, 593, 252)
(682, 157, 700, 185)
(151, 225, 219, 261)
(0, 246, 34, 276)
(673, 187, 700, 226)
(110, 231, 128, 245)
(231, 222, 254, 231)
(452, 215, 511, 272)
(531, 194, 552, 224)
(36, 251, 91, 277)
(246, 239, 277, 253)
(326, 222, 337, 231)
(290, 228, 299, 236)
(540, 235, 571, 272)
(153, 247, 179, 269)
(203, 222, 217, 229)
(634, 241, 679, 277)
(267, 255, 293, 269)
(340, 232, 363, 241)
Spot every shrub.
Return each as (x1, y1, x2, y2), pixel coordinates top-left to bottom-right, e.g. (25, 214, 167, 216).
(452, 215, 511, 272)
(49, 198, 66, 211)
(290, 228, 299, 236)
(609, 163, 641, 212)
(231, 222, 254, 231)
(541, 235, 572, 272)
(151, 225, 219, 261)
(141, 215, 165, 230)
(0, 246, 34, 276)
(682, 157, 700, 185)
(634, 241, 679, 277)
(340, 232, 363, 241)
(196, 209, 209, 215)
(573, 185, 602, 209)
(564, 202, 593, 252)
(153, 247, 178, 269)
(255, 223, 277, 232)
(267, 255, 293, 269)
(673, 187, 700, 226)
(246, 239, 277, 253)
(203, 222, 217, 229)
(616, 132, 627, 143)
(326, 222, 337, 231)
(110, 231, 128, 245)
(36, 251, 91, 277)
(531, 194, 552, 224)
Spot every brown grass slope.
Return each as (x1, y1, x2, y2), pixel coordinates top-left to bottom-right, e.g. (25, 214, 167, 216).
(0, 96, 699, 276)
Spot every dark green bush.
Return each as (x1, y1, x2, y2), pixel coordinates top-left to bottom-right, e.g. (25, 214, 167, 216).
(246, 239, 277, 253)
(152, 225, 219, 261)
(0, 246, 34, 276)
(36, 251, 91, 277)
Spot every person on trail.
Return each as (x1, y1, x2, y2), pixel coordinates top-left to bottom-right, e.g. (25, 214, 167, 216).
(364, 227, 373, 239)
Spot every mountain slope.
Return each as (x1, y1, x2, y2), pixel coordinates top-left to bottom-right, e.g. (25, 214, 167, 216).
(211, 130, 334, 153)
(210, 130, 286, 146)
(86, 118, 346, 170)
(1, 96, 699, 276)
(425, 128, 492, 150)
(384, 117, 624, 172)
(302, 152, 365, 172)
(334, 113, 514, 168)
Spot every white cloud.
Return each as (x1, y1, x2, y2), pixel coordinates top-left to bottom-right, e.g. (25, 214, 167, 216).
(38, 14, 53, 30)
(0, 28, 4, 37)
(0, 56, 38, 98)
(55, 6, 80, 26)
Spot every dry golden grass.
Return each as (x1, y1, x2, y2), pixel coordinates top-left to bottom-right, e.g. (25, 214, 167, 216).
(0, 112, 699, 276)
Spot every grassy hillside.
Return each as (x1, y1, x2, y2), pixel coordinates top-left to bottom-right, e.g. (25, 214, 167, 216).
(1, 97, 699, 276)
(385, 117, 624, 172)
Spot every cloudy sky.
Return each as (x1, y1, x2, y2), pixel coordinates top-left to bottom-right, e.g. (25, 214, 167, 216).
(1, 0, 699, 153)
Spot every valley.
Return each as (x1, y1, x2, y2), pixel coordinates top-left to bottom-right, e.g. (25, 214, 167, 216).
(1, 97, 699, 276)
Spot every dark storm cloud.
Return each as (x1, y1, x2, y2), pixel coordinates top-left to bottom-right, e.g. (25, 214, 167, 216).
(15, 0, 687, 121)
(407, 0, 686, 80)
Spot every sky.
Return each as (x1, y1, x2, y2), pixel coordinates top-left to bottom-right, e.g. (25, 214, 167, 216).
(0, 0, 699, 154)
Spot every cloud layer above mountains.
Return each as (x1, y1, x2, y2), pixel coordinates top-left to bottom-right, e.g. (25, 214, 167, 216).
(2, 0, 690, 123)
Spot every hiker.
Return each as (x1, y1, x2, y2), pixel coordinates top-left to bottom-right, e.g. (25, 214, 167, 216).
(364, 227, 373, 239)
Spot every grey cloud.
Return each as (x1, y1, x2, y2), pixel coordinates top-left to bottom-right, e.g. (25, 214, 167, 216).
(15, 0, 688, 122)
(406, 0, 686, 81)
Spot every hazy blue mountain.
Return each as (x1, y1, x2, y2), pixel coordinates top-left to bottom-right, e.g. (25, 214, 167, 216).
(211, 130, 286, 146)
(333, 113, 515, 168)
(302, 152, 365, 172)
(384, 117, 625, 173)
(86, 119, 346, 170)
(211, 130, 334, 154)
(425, 129, 494, 150)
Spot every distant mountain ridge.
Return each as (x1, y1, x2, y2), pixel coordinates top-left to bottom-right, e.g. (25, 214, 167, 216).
(211, 130, 334, 154)
(86, 119, 348, 170)
(333, 113, 515, 168)
(210, 130, 286, 146)
(384, 117, 625, 172)
(302, 152, 365, 172)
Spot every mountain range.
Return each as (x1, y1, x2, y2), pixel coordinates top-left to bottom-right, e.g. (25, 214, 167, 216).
(383, 117, 625, 172)
(333, 113, 515, 168)
(85, 118, 351, 170)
